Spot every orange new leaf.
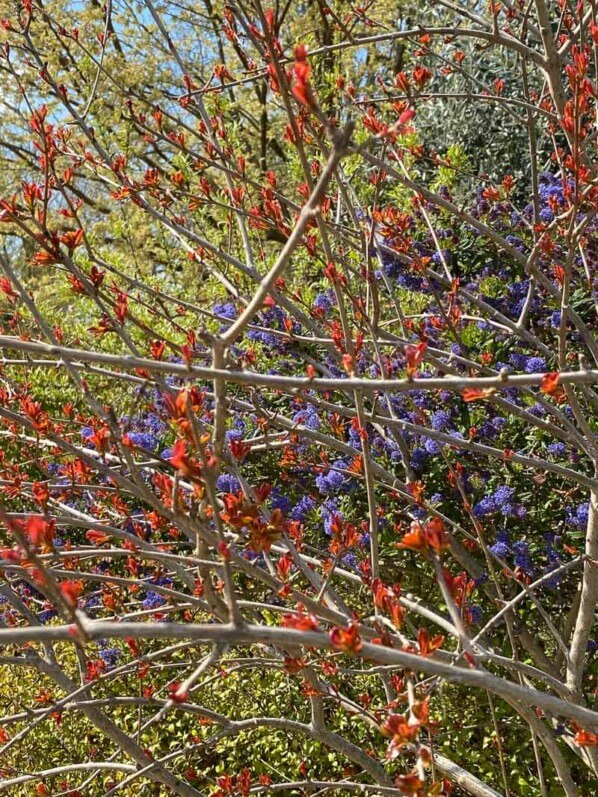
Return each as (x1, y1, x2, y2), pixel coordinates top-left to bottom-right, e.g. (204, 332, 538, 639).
(540, 371, 566, 402)
(462, 387, 495, 402)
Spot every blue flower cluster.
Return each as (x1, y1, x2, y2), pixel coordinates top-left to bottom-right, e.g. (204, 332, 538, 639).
(292, 402, 321, 430)
(246, 306, 301, 350)
(312, 290, 335, 315)
(120, 412, 166, 451)
(213, 302, 237, 320)
(142, 590, 167, 610)
(38, 608, 58, 624)
(315, 461, 353, 496)
(98, 641, 121, 670)
(217, 473, 241, 493)
(508, 354, 547, 373)
(473, 485, 526, 519)
(513, 540, 533, 573)
(291, 495, 316, 521)
(566, 503, 589, 530)
(320, 499, 341, 536)
(376, 247, 426, 291)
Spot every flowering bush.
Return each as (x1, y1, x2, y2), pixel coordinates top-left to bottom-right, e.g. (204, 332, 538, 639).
(0, 1, 596, 795)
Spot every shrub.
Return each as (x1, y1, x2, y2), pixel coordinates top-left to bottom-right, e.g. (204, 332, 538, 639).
(0, 1, 596, 795)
